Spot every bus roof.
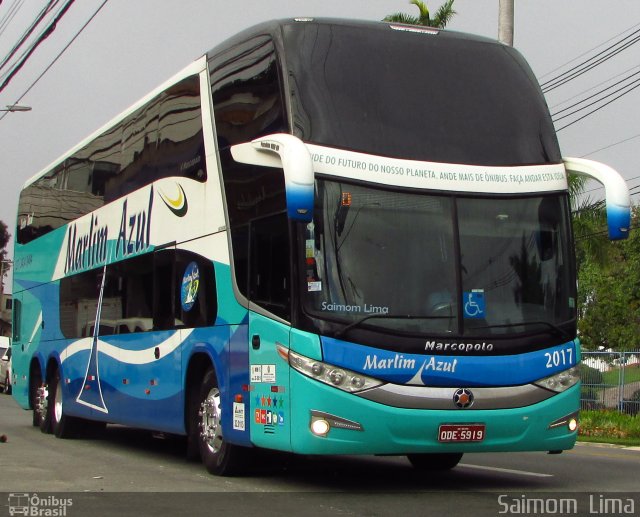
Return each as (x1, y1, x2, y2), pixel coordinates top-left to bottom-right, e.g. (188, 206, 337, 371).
(205, 17, 500, 60)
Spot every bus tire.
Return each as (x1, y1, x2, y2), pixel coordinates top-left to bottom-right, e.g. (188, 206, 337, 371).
(407, 452, 463, 471)
(196, 368, 247, 476)
(49, 368, 80, 439)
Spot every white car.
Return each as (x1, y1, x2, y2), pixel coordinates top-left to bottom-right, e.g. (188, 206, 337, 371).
(0, 337, 11, 394)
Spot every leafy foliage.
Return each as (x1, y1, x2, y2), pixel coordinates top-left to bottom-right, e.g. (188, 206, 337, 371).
(384, 0, 456, 29)
(576, 205, 640, 350)
(579, 410, 640, 441)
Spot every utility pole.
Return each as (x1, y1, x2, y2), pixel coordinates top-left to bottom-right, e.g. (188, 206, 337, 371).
(498, 0, 514, 46)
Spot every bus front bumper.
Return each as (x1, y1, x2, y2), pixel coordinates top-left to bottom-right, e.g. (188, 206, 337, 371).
(289, 371, 579, 455)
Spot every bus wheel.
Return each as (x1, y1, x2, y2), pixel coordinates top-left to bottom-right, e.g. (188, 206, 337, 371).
(50, 369, 79, 439)
(407, 452, 463, 471)
(196, 368, 246, 476)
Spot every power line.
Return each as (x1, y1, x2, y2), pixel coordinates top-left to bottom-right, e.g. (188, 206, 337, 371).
(555, 81, 640, 132)
(551, 69, 640, 121)
(549, 64, 640, 110)
(539, 21, 640, 81)
(0, 0, 25, 38)
(0, 0, 109, 122)
(542, 30, 640, 93)
(0, 1, 62, 76)
(571, 179, 640, 206)
(0, 0, 75, 94)
(580, 133, 640, 158)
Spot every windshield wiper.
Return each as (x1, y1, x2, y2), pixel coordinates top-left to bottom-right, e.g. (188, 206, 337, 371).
(473, 321, 573, 341)
(334, 313, 453, 338)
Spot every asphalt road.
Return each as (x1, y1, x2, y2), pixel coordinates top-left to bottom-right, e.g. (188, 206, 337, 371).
(1, 392, 639, 517)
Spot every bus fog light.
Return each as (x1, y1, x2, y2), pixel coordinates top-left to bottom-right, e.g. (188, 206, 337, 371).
(311, 418, 331, 437)
(548, 411, 579, 431)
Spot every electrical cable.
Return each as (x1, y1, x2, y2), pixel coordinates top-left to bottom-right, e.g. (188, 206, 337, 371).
(541, 29, 640, 93)
(0, 0, 109, 122)
(580, 133, 640, 158)
(555, 81, 640, 132)
(0, 0, 24, 38)
(0, 0, 75, 94)
(551, 70, 640, 121)
(549, 64, 640, 110)
(539, 21, 640, 81)
(0, 1, 61, 76)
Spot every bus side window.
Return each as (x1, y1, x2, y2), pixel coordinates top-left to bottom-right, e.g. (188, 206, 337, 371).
(210, 37, 289, 309)
(153, 250, 176, 331)
(249, 213, 291, 320)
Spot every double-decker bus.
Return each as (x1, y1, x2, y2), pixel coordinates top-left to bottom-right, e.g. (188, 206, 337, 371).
(12, 18, 631, 475)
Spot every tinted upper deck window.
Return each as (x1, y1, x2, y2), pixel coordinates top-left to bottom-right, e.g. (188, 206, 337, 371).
(283, 23, 560, 166)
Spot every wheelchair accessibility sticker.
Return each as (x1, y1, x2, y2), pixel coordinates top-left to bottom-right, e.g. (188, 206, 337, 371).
(463, 290, 485, 319)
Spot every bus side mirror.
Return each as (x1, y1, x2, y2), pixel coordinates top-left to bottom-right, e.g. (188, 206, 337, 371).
(231, 133, 314, 222)
(563, 157, 631, 241)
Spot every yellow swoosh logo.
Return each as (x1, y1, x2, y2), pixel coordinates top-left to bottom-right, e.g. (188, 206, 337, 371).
(159, 184, 188, 217)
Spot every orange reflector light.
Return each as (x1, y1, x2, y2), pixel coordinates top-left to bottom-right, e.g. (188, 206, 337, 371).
(276, 344, 289, 363)
(235, 394, 243, 403)
(341, 192, 352, 206)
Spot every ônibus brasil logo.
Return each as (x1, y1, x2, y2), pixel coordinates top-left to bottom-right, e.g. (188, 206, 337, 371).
(8, 493, 73, 516)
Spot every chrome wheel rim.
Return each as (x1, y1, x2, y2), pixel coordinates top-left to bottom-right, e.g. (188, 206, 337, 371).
(199, 387, 223, 454)
(54, 380, 63, 424)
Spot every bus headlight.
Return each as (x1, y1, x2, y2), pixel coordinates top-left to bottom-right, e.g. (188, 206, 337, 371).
(278, 344, 383, 393)
(534, 366, 580, 393)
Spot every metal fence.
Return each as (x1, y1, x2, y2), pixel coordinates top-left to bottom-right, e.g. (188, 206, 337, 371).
(580, 351, 640, 415)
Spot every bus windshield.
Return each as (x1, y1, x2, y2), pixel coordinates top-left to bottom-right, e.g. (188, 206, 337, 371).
(299, 179, 575, 340)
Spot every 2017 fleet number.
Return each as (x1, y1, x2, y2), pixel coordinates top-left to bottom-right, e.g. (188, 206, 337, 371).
(544, 347, 573, 369)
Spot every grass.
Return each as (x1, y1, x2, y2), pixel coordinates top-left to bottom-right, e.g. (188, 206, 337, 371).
(578, 410, 640, 446)
(601, 366, 640, 385)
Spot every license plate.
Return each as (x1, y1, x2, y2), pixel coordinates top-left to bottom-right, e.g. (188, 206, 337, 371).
(438, 424, 485, 443)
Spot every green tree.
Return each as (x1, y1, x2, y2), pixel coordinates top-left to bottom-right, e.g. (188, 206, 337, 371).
(384, 0, 456, 29)
(577, 205, 640, 350)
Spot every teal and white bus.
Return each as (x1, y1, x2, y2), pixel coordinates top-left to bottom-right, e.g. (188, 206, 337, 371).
(12, 18, 631, 475)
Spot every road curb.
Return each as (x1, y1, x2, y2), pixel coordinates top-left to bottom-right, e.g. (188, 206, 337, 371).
(576, 441, 640, 450)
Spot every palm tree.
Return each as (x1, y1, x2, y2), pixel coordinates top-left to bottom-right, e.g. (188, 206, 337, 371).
(569, 174, 610, 269)
(384, 0, 456, 29)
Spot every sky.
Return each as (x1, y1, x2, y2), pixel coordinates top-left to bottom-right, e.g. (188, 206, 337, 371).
(0, 0, 639, 287)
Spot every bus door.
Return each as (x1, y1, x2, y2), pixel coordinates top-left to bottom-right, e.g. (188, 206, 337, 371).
(247, 213, 293, 451)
